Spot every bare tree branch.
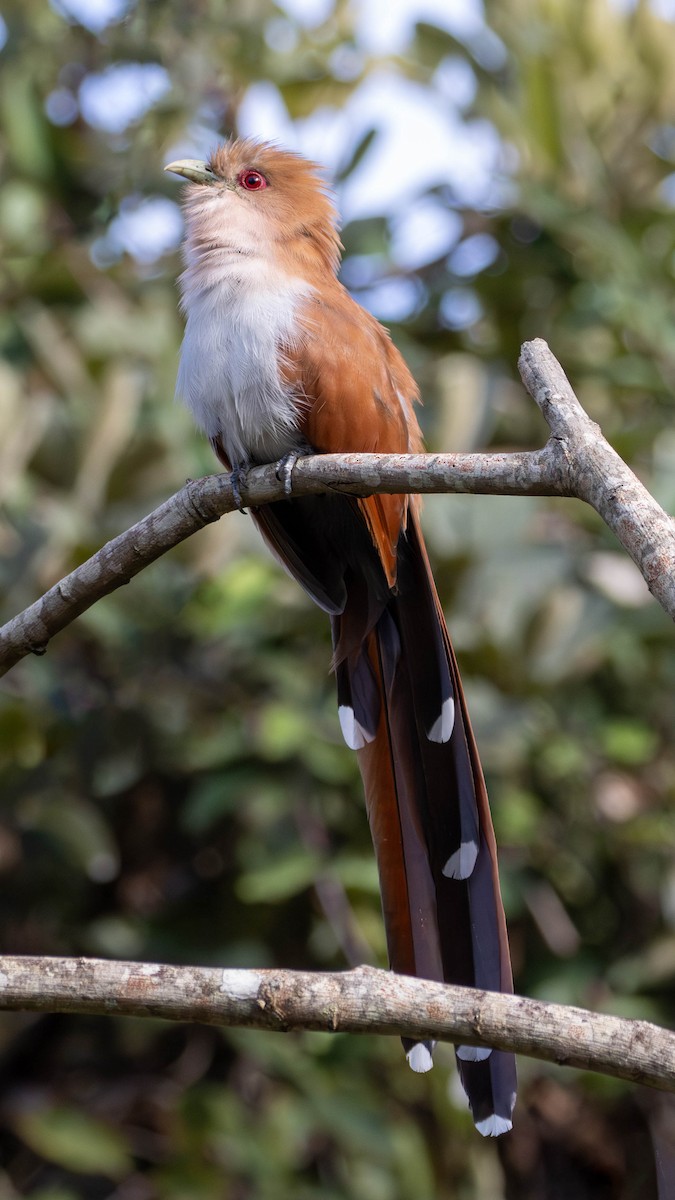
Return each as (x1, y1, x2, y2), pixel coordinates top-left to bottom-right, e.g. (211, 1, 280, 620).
(0, 449, 553, 678)
(2, 337, 674, 679)
(518, 340, 675, 617)
(0, 956, 672, 1094)
(2, 341, 675, 1101)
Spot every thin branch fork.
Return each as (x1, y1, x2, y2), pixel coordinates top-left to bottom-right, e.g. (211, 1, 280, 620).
(0, 956, 671, 1094)
(1, 338, 675, 677)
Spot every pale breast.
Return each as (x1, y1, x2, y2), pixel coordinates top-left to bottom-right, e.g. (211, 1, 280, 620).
(176, 260, 312, 467)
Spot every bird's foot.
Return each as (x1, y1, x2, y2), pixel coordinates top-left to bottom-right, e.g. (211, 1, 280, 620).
(276, 452, 300, 497)
(230, 463, 248, 512)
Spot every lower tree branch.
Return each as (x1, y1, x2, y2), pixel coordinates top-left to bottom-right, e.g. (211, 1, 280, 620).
(2, 338, 674, 676)
(0, 956, 671, 1094)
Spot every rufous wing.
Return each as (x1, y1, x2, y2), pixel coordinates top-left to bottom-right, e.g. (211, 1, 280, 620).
(282, 288, 423, 585)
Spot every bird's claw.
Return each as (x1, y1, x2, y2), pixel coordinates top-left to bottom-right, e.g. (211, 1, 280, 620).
(230, 464, 248, 512)
(276, 452, 299, 498)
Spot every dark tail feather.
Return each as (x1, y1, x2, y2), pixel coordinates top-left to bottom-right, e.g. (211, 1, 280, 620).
(247, 491, 516, 1133)
(335, 514, 516, 1134)
(336, 611, 444, 986)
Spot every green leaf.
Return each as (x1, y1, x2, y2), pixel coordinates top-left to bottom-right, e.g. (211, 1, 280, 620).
(600, 720, 659, 766)
(333, 854, 380, 893)
(256, 703, 310, 759)
(236, 849, 320, 903)
(15, 1106, 133, 1178)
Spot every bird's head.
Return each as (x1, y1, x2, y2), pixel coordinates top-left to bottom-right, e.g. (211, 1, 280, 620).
(165, 138, 342, 278)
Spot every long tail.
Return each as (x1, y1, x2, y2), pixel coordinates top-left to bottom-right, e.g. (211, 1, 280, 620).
(333, 512, 516, 1136)
(249, 493, 516, 1134)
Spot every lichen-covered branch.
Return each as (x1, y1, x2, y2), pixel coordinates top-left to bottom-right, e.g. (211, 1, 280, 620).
(1, 338, 674, 677)
(0, 956, 671, 1094)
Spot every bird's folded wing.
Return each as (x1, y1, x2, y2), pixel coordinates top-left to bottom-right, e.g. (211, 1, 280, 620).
(281, 289, 424, 585)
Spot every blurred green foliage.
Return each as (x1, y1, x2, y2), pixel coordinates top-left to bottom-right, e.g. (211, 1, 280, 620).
(1, 0, 675, 1194)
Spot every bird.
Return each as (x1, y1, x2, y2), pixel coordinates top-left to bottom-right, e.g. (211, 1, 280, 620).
(165, 139, 516, 1136)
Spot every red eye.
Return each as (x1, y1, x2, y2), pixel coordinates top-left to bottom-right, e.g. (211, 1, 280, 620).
(239, 169, 267, 191)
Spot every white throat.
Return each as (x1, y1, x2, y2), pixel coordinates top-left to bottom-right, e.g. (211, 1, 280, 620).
(176, 196, 312, 466)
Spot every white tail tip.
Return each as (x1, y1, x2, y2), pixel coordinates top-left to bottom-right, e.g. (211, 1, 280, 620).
(475, 1114, 513, 1138)
(442, 840, 478, 880)
(338, 705, 374, 750)
(406, 1043, 434, 1073)
(427, 696, 455, 743)
(456, 1045, 492, 1062)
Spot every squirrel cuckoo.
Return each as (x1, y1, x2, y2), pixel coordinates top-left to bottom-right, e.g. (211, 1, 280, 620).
(165, 139, 516, 1135)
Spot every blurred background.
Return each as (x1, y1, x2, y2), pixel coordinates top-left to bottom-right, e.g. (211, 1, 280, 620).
(2, 0, 675, 1194)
